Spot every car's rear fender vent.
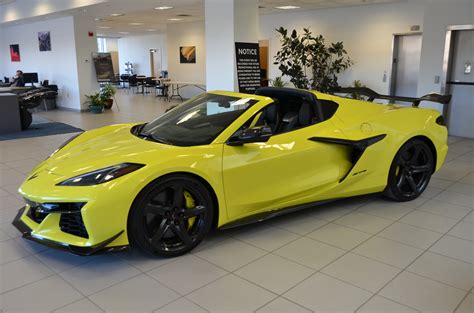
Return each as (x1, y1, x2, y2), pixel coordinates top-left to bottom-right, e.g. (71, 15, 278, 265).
(60, 212, 89, 238)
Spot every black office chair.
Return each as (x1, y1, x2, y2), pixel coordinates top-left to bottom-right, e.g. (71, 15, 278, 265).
(120, 74, 130, 89)
(144, 77, 157, 94)
(128, 75, 139, 94)
(155, 80, 167, 97)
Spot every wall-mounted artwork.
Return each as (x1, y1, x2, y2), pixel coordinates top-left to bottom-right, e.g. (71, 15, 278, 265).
(10, 44, 20, 62)
(180, 46, 196, 64)
(38, 31, 51, 51)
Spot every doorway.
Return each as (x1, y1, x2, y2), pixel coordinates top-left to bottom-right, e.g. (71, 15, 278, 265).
(442, 26, 474, 138)
(390, 33, 422, 100)
(150, 48, 162, 78)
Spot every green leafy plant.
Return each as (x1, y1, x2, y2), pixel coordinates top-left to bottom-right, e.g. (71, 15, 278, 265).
(274, 27, 353, 93)
(100, 84, 116, 109)
(100, 84, 116, 100)
(351, 80, 367, 100)
(271, 77, 288, 88)
(84, 92, 106, 113)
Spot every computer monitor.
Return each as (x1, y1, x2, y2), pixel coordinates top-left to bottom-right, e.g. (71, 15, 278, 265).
(23, 73, 39, 85)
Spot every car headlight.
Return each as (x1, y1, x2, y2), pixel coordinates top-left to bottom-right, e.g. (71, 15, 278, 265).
(57, 163, 145, 186)
(50, 132, 84, 157)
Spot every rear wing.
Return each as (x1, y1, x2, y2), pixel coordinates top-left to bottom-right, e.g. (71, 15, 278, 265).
(334, 87, 451, 108)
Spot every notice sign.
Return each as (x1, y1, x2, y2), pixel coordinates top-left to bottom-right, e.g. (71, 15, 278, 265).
(235, 42, 261, 93)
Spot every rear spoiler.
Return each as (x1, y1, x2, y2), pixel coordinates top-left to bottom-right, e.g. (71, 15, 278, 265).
(334, 87, 451, 107)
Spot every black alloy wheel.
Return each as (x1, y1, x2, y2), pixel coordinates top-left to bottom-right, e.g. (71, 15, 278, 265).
(129, 175, 214, 257)
(384, 139, 434, 201)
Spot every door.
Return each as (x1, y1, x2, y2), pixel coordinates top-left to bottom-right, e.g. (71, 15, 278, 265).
(391, 34, 422, 100)
(222, 120, 352, 220)
(447, 29, 474, 138)
(150, 49, 162, 77)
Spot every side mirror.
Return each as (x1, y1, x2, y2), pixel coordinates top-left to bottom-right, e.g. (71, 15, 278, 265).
(227, 126, 272, 146)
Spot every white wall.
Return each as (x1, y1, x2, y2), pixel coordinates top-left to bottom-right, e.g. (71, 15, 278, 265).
(417, 0, 474, 110)
(105, 38, 119, 52)
(117, 34, 167, 76)
(167, 21, 206, 98)
(73, 15, 100, 111)
(259, 1, 425, 94)
(0, 16, 81, 109)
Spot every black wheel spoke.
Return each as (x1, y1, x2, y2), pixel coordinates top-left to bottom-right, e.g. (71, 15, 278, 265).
(151, 220, 170, 246)
(397, 174, 406, 188)
(171, 222, 194, 245)
(407, 175, 418, 192)
(183, 205, 206, 218)
(172, 185, 184, 208)
(410, 147, 421, 163)
(411, 164, 430, 173)
(144, 203, 168, 216)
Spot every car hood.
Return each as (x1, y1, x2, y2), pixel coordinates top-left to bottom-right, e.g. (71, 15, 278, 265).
(40, 124, 175, 177)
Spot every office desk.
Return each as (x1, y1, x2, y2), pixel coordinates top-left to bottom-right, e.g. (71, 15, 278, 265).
(0, 93, 21, 134)
(161, 81, 206, 101)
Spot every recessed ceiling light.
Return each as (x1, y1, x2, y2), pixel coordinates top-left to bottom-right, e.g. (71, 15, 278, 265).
(275, 5, 300, 10)
(119, 32, 130, 34)
(129, 22, 144, 26)
(168, 18, 183, 21)
(81, 9, 87, 12)
(95, 18, 106, 22)
(99, 26, 111, 29)
(110, 13, 124, 17)
(155, 6, 173, 10)
(146, 29, 157, 32)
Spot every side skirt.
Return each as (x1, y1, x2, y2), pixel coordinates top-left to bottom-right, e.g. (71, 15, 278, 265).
(219, 199, 336, 230)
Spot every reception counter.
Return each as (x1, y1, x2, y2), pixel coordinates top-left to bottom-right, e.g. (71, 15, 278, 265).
(0, 93, 21, 134)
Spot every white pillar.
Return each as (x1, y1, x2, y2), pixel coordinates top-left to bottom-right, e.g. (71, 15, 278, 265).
(205, 0, 259, 92)
(73, 15, 99, 111)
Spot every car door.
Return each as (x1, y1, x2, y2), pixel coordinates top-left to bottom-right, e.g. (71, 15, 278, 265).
(221, 108, 352, 221)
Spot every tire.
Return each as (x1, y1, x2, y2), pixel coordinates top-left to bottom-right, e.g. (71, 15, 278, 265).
(20, 108, 32, 130)
(384, 138, 434, 201)
(128, 175, 214, 257)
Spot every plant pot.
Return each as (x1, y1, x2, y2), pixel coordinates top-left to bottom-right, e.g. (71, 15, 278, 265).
(89, 105, 104, 114)
(104, 98, 113, 109)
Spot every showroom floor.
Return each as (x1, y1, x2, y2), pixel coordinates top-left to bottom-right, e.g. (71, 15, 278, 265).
(0, 92, 473, 312)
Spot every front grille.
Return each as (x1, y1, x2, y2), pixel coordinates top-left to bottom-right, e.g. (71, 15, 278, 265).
(60, 212, 89, 238)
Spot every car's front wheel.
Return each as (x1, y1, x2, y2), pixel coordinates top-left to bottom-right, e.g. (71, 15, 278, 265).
(128, 175, 214, 257)
(384, 138, 434, 201)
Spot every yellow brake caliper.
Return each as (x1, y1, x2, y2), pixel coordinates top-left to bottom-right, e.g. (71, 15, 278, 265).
(183, 190, 196, 229)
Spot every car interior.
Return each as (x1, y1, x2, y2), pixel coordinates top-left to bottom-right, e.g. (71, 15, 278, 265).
(252, 87, 338, 135)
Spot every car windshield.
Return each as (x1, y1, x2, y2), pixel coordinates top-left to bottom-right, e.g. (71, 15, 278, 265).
(138, 93, 258, 146)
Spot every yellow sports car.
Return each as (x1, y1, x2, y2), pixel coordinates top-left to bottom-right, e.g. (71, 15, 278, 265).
(13, 87, 450, 257)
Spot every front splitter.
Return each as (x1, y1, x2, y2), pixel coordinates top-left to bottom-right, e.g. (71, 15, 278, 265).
(12, 207, 129, 256)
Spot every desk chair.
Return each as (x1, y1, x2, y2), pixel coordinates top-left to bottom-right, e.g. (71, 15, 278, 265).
(128, 75, 139, 94)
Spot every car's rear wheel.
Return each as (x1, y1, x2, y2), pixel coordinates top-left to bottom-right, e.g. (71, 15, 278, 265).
(384, 139, 434, 201)
(128, 175, 214, 257)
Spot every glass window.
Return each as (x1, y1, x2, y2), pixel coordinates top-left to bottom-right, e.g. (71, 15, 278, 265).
(138, 93, 257, 146)
(97, 37, 107, 53)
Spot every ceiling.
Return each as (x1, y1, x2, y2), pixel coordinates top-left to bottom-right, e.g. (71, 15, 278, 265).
(94, 0, 399, 37)
(1, 0, 400, 37)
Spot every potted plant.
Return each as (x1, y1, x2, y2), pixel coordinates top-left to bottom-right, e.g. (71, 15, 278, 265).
(274, 27, 353, 93)
(271, 77, 288, 88)
(100, 84, 116, 109)
(84, 92, 106, 114)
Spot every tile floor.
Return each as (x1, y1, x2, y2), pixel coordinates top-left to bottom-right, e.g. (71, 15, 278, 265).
(0, 92, 473, 312)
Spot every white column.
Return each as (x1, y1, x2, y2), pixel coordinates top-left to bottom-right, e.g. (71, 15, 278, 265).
(205, 0, 259, 92)
(73, 15, 99, 111)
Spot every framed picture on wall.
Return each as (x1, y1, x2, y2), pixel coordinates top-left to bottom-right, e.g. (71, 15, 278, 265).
(38, 31, 52, 51)
(180, 46, 196, 64)
(10, 44, 21, 62)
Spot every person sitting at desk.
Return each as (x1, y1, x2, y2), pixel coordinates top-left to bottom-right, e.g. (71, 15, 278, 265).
(10, 70, 25, 87)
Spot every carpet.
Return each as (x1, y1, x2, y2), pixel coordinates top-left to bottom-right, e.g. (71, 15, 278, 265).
(0, 116, 83, 141)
